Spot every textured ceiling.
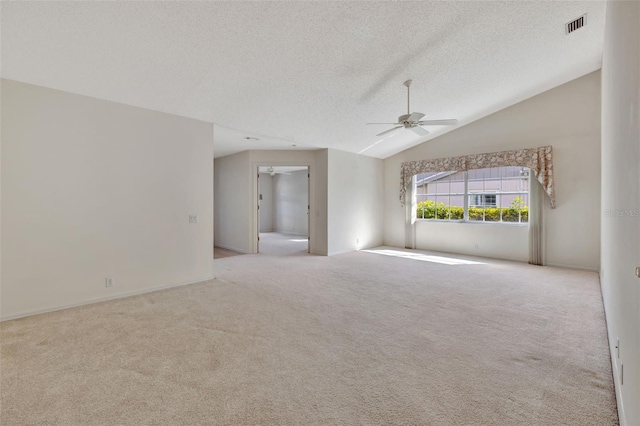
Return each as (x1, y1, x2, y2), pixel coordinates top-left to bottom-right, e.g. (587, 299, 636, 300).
(1, 1, 605, 159)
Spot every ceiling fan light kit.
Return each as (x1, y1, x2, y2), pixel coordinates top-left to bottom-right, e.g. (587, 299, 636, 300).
(368, 79, 458, 137)
(265, 166, 291, 177)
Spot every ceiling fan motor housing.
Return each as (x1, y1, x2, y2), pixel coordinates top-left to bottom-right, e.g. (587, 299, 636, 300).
(398, 112, 426, 127)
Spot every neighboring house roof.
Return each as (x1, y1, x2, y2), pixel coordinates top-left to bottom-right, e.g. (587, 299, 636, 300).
(415, 171, 458, 186)
(417, 167, 529, 186)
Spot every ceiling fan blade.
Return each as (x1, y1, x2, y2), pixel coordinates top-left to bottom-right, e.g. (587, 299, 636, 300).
(417, 119, 458, 126)
(410, 126, 429, 136)
(407, 112, 425, 122)
(367, 122, 400, 125)
(376, 126, 403, 137)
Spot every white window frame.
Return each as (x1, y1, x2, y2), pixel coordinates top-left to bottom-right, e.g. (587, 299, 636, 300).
(415, 167, 530, 225)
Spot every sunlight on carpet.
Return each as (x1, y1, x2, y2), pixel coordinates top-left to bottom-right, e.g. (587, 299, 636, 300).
(362, 248, 486, 265)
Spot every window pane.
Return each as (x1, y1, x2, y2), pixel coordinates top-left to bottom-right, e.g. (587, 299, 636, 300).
(500, 194, 517, 222)
(436, 180, 450, 195)
(450, 195, 464, 208)
(499, 192, 529, 223)
(415, 171, 457, 220)
(450, 171, 465, 182)
(520, 194, 529, 223)
(435, 196, 449, 220)
(416, 194, 439, 219)
(469, 190, 486, 222)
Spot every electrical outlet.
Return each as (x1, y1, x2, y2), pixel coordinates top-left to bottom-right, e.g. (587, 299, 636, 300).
(616, 338, 620, 358)
(105, 277, 114, 288)
(189, 215, 199, 224)
(474, 243, 479, 249)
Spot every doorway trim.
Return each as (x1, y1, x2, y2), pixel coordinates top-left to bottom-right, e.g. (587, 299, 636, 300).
(252, 163, 312, 254)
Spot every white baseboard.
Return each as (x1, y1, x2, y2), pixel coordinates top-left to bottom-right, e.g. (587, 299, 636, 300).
(546, 262, 599, 272)
(600, 280, 626, 426)
(271, 231, 308, 237)
(1, 275, 215, 322)
(327, 248, 357, 256)
(214, 244, 249, 254)
(610, 355, 626, 426)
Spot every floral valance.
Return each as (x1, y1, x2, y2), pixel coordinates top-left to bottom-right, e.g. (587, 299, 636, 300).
(400, 145, 555, 208)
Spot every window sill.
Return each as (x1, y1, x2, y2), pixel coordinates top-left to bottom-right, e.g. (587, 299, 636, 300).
(415, 219, 528, 227)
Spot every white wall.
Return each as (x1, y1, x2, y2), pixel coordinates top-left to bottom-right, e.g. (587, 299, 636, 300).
(384, 71, 601, 269)
(600, 2, 640, 424)
(314, 149, 329, 255)
(214, 148, 384, 257)
(214, 151, 251, 253)
(1, 79, 214, 320)
(274, 170, 308, 236)
(415, 222, 528, 262)
(258, 173, 273, 232)
(215, 149, 328, 255)
(327, 149, 384, 255)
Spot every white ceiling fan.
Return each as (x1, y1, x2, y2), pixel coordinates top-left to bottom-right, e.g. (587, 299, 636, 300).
(367, 79, 458, 137)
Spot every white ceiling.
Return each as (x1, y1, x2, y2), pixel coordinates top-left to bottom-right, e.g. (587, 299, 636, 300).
(1, 1, 605, 159)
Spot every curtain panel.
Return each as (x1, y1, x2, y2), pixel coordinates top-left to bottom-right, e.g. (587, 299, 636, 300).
(399, 145, 555, 208)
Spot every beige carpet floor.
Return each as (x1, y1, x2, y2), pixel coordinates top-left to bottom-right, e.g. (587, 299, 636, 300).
(1, 247, 618, 425)
(258, 232, 309, 256)
(214, 246, 245, 259)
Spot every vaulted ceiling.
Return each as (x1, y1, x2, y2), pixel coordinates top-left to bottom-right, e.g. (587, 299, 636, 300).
(1, 1, 605, 158)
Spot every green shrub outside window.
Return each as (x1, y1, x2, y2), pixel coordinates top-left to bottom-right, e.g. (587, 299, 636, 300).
(416, 198, 529, 223)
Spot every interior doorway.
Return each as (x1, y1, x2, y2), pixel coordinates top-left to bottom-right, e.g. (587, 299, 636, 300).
(257, 165, 309, 255)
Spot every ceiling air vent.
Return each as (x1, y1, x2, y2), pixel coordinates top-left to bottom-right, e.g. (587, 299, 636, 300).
(566, 14, 586, 34)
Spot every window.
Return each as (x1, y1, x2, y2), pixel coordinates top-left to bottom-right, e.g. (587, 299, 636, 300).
(415, 166, 529, 223)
